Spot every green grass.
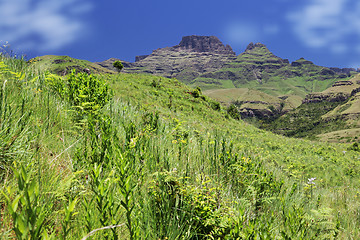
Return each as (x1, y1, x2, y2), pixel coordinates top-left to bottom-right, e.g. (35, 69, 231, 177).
(28, 55, 115, 75)
(1, 57, 360, 239)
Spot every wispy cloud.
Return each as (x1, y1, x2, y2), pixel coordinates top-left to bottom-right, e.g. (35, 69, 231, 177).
(0, 0, 93, 53)
(287, 0, 360, 54)
(224, 21, 261, 49)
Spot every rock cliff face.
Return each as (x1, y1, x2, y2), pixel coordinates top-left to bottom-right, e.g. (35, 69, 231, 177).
(174, 35, 235, 55)
(96, 36, 236, 83)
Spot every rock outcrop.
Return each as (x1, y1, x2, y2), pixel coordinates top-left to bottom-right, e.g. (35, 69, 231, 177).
(329, 67, 359, 77)
(135, 55, 149, 62)
(174, 35, 235, 55)
(96, 36, 236, 83)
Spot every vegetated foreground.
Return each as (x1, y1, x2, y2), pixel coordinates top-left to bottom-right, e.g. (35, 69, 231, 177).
(1, 56, 360, 239)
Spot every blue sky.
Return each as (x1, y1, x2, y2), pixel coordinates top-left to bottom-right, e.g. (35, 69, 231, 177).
(1, 0, 360, 68)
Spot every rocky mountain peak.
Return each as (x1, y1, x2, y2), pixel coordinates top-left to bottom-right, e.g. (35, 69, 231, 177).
(245, 42, 269, 52)
(175, 35, 235, 55)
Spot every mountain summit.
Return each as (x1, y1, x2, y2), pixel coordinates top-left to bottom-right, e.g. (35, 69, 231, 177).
(245, 42, 268, 52)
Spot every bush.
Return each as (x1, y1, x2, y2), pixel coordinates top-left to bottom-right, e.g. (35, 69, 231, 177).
(191, 87, 202, 98)
(113, 60, 124, 72)
(227, 104, 240, 120)
(46, 70, 111, 118)
(210, 100, 221, 111)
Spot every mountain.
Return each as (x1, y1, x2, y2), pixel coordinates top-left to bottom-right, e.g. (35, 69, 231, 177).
(96, 35, 237, 83)
(193, 43, 351, 92)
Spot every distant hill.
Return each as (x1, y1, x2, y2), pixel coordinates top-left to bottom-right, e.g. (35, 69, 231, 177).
(28, 55, 115, 75)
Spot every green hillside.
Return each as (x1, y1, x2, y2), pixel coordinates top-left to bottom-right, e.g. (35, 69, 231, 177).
(28, 55, 115, 75)
(191, 43, 354, 123)
(204, 88, 303, 119)
(1, 56, 360, 239)
(191, 43, 348, 95)
(260, 75, 360, 142)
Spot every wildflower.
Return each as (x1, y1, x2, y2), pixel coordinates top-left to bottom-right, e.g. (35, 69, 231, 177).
(307, 177, 316, 185)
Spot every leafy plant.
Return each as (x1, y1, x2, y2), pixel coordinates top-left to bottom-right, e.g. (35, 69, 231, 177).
(1, 163, 47, 240)
(113, 60, 124, 73)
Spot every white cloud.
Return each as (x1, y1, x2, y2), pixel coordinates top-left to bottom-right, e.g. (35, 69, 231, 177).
(0, 0, 93, 52)
(287, 0, 360, 54)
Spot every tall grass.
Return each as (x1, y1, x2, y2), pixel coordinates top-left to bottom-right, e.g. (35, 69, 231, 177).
(1, 57, 360, 239)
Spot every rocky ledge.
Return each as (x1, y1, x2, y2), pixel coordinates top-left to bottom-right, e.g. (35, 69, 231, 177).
(303, 92, 350, 104)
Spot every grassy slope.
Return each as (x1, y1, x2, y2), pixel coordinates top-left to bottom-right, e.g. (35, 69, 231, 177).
(28, 55, 115, 75)
(1, 58, 360, 238)
(203, 88, 303, 112)
(109, 73, 359, 186)
(261, 75, 360, 142)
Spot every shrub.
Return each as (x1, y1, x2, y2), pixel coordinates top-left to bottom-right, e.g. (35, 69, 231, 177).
(210, 100, 221, 111)
(227, 104, 240, 120)
(191, 87, 202, 98)
(46, 70, 111, 118)
(113, 60, 124, 72)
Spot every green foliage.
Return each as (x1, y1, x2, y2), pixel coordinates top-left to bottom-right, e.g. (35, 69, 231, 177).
(67, 70, 111, 117)
(61, 198, 78, 240)
(113, 60, 124, 72)
(348, 142, 360, 152)
(148, 171, 231, 239)
(191, 86, 202, 98)
(2, 163, 47, 240)
(27, 55, 115, 75)
(227, 104, 240, 120)
(46, 70, 111, 119)
(261, 101, 345, 138)
(0, 62, 31, 180)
